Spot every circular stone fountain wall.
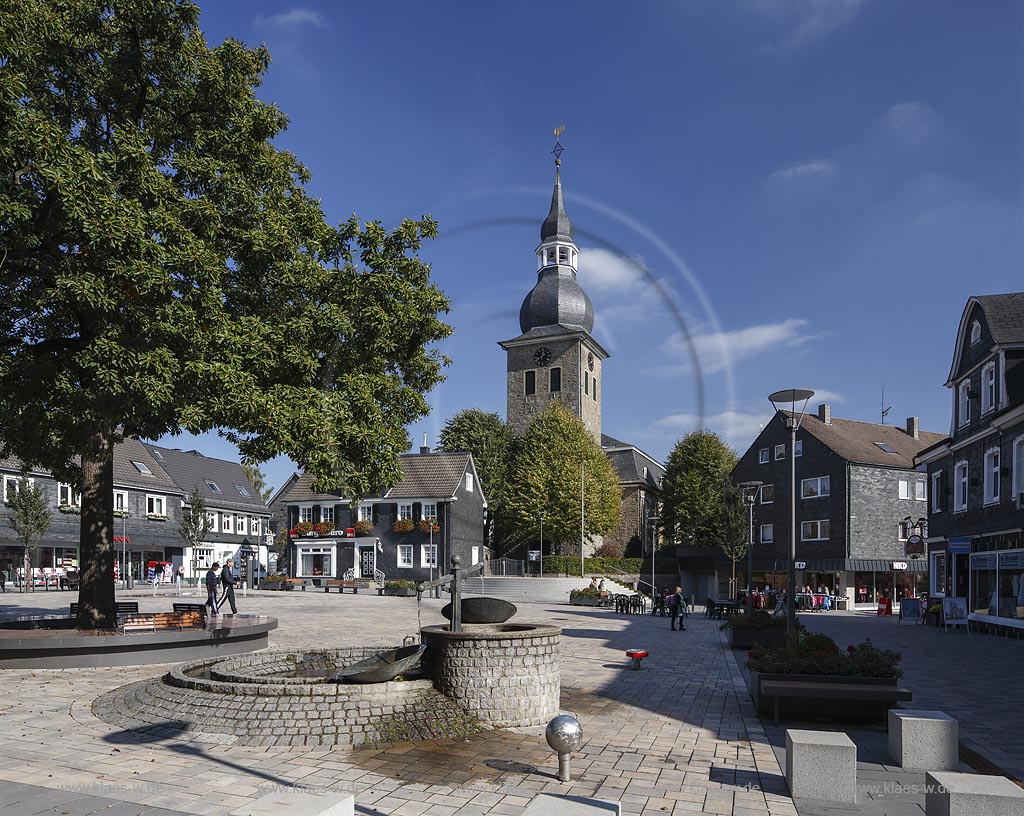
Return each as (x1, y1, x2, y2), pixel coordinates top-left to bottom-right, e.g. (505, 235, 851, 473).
(420, 623, 561, 727)
(93, 647, 480, 747)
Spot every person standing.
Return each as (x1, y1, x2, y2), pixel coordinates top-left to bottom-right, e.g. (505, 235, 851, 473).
(205, 562, 221, 615)
(671, 585, 686, 631)
(175, 564, 184, 596)
(220, 559, 238, 614)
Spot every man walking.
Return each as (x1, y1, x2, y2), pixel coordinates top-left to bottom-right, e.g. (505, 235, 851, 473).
(220, 559, 238, 615)
(670, 585, 686, 631)
(205, 562, 221, 615)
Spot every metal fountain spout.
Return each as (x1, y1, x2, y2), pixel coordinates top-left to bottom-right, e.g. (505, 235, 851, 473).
(416, 555, 484, 633)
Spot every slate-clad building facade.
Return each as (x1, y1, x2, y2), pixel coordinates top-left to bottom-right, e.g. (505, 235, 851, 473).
(729, 405, 944, 608)
(917, 293, 1024, 633)
(273, 450, 486, 585)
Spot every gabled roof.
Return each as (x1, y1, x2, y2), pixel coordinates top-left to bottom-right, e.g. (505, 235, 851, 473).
(781, 411, 945, 469)
(142, 444, 268, 513)
(115, 438, 180, 493)
(601, 434, 665, 488)
(276, 451, 482, 505)
(946, 293, 1024, 385)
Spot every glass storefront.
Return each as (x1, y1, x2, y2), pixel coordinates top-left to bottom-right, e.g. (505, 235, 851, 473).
(971, 550, 1024, 622)
(297, 546, 334, 578)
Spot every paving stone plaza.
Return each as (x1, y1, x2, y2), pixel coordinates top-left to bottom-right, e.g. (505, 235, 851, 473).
(0, 589, 1021, 815)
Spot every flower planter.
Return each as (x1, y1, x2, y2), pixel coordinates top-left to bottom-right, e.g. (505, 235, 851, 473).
(729, 627, 787, 651)
(384, 587, 416, 597)
(570, 596, 604, 607)
(749, 671, 899, 723)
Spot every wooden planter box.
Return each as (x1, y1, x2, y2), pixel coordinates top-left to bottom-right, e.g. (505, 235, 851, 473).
(384, 587, 416, 597)
(570, 596, 604, 606)
(729, 627, 787, 650)
(749, 672, 899, 723)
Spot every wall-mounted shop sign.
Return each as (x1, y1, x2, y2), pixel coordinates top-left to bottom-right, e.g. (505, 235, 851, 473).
(891, 561, 909, 570)
(794, 561, 807, 570)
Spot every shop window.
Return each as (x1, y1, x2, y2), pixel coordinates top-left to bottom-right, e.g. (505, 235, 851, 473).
(801, 476, 829, 499)
(970, 552, 997, 615)
(759, 448, 769, 464)
(298, 547, 333, 578)
(984, 448, 1000, 504)
(397, 545, 413, 568)
(998, 551, 1024, 620)
(931, 550, 947, 596)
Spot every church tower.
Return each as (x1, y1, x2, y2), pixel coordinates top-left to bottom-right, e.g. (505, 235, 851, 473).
(499, 137, 608, 442)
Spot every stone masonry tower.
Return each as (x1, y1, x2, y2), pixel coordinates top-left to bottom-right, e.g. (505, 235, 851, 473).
(499, 141, 608, 443)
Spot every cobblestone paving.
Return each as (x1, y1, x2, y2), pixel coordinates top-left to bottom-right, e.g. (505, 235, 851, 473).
(0, 589, 792, 815)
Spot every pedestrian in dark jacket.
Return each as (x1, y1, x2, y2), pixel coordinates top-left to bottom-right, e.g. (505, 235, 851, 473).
(220, 559, 238, 614)
(671, 585, 686, 631)
(205, 563, 221, 614)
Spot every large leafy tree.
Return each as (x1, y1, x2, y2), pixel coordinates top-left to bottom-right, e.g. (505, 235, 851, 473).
(0, 1, 450, 626)
(505, 402, 620, 554)
(660, 430, 739, 549)
(437, 409, 514, 550)
(6, 475, 51, 592)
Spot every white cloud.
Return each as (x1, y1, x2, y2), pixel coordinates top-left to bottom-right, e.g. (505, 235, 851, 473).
(658, 318, 820, 376)
(253, 8, 326, 29)
(876, 101, 938, 146)
(578, 247, 645, 292)
(755, 0, 867, 53)
(769, 159, 836, 184)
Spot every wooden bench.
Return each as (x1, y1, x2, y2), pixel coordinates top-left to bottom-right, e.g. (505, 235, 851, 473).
(119, 611, 206, 633)
(324, 579, 358, 594)
(284, 578, 306, 591)
(172, 603, 208, 619)
(70, 601, 139, 617)
(760, 679, 913, 725)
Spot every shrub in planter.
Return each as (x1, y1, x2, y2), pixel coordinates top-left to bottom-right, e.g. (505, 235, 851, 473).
(747, 633, 901, 679)
(721, 610, 789, 649)
(417, 517, 440, 534)
(354, 519, 374, 536)
(315, 521, 334, 536)
(569, 587, 604, 606)
(384, 579, 416, 596)
(392, 518, 414, 533)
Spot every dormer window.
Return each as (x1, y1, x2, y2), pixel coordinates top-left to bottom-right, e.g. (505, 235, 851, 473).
(970, 320, 981, 344)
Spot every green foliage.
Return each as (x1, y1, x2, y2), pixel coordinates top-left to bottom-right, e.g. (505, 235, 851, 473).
(178, 488, 210, 551)
(0, 1, 450, 625)
(392, 518, 414, 533)
(661, 431, 742, 548)
(437, 410, 513, 548)
(354, 519, 374, 536)
(720, 610, 788, 631)
(240, 463, 273, 502)
(569, 587, 602, 598)
(505, 402, 620, 551)
(294, 521, 314, 535)
(6, 475, 51, 589)
(746, 633, 902, 678)
(542, 556, 643, 575)
(385, 579, 415, 589)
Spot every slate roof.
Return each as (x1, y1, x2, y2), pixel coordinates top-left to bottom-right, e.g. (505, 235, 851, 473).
(601, 434, 665, 489)
(142, 444, 268, 513)
(781, 411, 945, 468)
(975, 293, 1024, 345)
(519, 267, 594, 334)
(540, 175, 574, 243)
(276, 452, 475, 504)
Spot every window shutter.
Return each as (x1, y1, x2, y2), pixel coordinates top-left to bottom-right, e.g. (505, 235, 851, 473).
(336, 504, 348, 525)
(312, 504, 321, 522)
(290, 506, 299, 527)
(413, 502, 422, 522)
(372, 504, 379, 524)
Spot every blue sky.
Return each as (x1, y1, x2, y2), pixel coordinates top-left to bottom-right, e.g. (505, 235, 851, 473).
(160, 1, 1024, 497)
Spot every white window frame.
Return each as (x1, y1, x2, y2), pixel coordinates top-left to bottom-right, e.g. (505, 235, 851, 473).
(57, 482, 81, 507)
(983, 447, 1001, 505)
(234, 484, 250, 497)
(759, 448, 769, 464)
(982, 362, 996, 415)
(760, 524, 774, 544)
(1013, 436, 1024, 503)
(3, 475, 33, 503)
(801, 476, 830, 499)
(931, 550, 947, 597)
(931, 471, 942, 513)
(472, 546, 480, 565)
(131, 460, 152, 476)
(251, 518, 261, 537)
(466, 473, 474, 492)
(914, 480, 927, 501)
(321, 506, 335, 523)
(206, 480, 221, 493)
(954, 460, 969, 511)
(397, 545, 414, 568)
(299, 506, 313, 523)
(774, 444, 785, 461)
(760, 484, 774, 504)
(146, 494, 166, 517)
(296, 545, 335, 579)
(794, 440, 803, 457)
(236, 515, 247, 535)
(801, 519, 830, 541)
(421, 544, 437, 567)
(398, 504, 413, 520)
(222, 513, 233, 534)
(358, 504, 373, 522)
(422, 503, 437, 520)
(898, 479, 911, 500)
(206, 510, 218, 533)
(897, 521, 910, 541)
(970, 320, 981, 344)
(958, 381, 970, 427)
(114, 490, 129, 513)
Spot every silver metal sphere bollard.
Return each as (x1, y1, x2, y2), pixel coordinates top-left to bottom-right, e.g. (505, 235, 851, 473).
(545, 715, 583, 782)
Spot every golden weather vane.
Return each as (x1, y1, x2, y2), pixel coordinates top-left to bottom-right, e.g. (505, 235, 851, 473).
(551, 125, 566, 166)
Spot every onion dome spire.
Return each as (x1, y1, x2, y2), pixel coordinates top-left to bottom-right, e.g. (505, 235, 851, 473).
(541, 127, 574, 243)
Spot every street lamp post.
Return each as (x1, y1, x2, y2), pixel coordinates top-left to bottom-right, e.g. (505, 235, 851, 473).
(539, 514, 544, 578)
(739, 481, 763, 612)
(768, 388, 815, 634)
(648, 514, 660, 602)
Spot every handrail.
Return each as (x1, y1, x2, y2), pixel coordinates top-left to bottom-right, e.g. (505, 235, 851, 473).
(374, 568, 386, 585)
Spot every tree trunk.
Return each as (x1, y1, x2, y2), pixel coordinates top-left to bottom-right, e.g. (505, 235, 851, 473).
(77, 425, 116, 628)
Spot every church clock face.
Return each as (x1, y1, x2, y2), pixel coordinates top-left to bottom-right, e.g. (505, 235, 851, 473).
(587, 351, 594, 371)
(533, 346, 551, 366)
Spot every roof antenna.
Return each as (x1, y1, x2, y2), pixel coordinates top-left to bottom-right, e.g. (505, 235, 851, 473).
(881, 383, 891, 425)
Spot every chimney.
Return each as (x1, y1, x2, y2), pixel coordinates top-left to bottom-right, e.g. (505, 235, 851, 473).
(818, 404, 831, 425)
(419, 432, 431, 456)
(906, 417, 919, 440)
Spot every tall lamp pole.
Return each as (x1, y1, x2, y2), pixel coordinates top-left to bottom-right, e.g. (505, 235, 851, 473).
(649, 514, 660, 600)
(739, 481, 763, 612)
(539, 514, 544, 578)
(768, 388, 815, 634)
